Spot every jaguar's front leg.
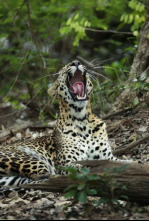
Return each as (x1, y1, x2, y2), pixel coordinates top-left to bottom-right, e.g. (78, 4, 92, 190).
(56, 146, 83, 174)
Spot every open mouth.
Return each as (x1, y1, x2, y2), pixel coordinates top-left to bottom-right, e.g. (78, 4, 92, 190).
(67, 69, 87, 101)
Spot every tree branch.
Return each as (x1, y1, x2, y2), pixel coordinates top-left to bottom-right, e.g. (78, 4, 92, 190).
(113, 133, 149, 156)
(3, 48, 30, 100)
(26, 0, 46, 70)
(102, 108, 133, 120)
(85, 28, 133, 35)
(11, 0, 27, 25)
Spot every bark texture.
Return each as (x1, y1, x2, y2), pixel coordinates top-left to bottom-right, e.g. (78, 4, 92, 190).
(22, 160, 149, 204)
(115, 2, 149, 109)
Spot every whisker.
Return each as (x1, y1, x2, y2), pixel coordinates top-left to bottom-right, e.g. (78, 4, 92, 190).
(97, 58, 114, 66)
(90, 58, 99, 64)
(99, 58, 114, 65)
(90, 58, 114, 67)
(88, 69, 111, 81)
(89, 74, 100, 84)
(37, 73, 60, 81)
(93, 66, 118, 72)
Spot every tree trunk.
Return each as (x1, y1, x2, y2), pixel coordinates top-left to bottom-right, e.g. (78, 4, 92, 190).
(115, 1, 149, 109)
(22, 160, 149, 204)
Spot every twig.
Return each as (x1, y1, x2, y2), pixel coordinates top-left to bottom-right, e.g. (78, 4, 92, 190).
(0, 63, 20, 75)
(0, 122, 32, 143)
(0, 79, 49, 119)
(113, 133, 149, 156)
(29, 125, 56, 131)
(26, 0, 46, 70)
(85, 28, 133, 35)
(77, 56, 94, 68)
(3, 48, 30, 100)
(0, 123, 55, 143)
(102, 108, 133, 120)
(0, 110, 22, 119)
(11, 0, 27, 25)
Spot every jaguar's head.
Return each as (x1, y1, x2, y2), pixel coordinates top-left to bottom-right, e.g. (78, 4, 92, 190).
(48, 60, 93, 105)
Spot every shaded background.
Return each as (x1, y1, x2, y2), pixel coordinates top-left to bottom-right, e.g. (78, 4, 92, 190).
(0, 0, 147, 126)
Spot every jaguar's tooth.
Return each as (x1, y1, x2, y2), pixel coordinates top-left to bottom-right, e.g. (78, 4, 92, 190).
(77, 95, 81, 100)
(77, 94, 87, 100)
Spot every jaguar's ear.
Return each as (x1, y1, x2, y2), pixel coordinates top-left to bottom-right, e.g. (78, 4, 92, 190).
(48, 81, 59, 97)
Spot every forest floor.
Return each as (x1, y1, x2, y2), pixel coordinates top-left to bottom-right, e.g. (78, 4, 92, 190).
(0, 104, 149, 220)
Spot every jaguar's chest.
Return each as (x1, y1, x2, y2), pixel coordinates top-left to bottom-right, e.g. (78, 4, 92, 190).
(63, 124, 108, 160)
(76, 134, 106, 160)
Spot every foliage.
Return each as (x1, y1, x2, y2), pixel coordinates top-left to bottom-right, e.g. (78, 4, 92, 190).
(62, 165, 128, 208)
(60, 13, 91, 47)
(120, 0, 146, 37)
(127, 77, 149, 107)
(0, 0, 147, 120)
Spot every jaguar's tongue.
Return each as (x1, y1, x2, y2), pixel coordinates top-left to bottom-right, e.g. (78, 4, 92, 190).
(73, 82, 84, 97)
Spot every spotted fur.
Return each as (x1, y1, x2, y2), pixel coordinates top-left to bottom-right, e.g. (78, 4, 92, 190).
(0, 61, 127, 188)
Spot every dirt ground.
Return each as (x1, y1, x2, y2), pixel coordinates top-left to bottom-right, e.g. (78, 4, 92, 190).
(0, 105, 149, 220)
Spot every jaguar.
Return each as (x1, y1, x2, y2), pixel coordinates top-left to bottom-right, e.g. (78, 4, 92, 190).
(0, 60, 128, 188)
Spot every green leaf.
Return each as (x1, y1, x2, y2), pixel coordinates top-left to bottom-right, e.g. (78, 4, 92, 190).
(64, 184, 78, 192)
(59, 166, 77, 174)
(121, 185, 128, 191)
(111, 198, 119, 204)
(75, 173, 85, 180)
(133, 30, 139, 37)
(88, 189, 98, 195)
(87, 175, 100, 181)
(81, 167, 90, 175)
(133, 97, 139, 106)
(77, 191, 87, 204)
(67, 167, 78, 174)
(65, 190, 77, 199)
(120, 195, 129, 201)
(74, 13, 79, 20)
(96, 198, 108, 205)
(77, 183, 86, 191)
(60, 26, 72, 35)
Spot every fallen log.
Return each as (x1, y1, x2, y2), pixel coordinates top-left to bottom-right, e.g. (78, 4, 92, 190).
(22, 160, 149, 204)
(0, 122, 32, 143)
(0, 122, 55, 143)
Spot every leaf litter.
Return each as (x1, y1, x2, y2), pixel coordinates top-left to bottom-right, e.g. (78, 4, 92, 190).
(0, 107, 149, 219)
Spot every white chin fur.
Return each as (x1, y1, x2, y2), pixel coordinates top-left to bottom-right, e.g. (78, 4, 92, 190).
(70, 66, 77, 75)
(78, 65, 84, 73)
(71, 100, 88, 108)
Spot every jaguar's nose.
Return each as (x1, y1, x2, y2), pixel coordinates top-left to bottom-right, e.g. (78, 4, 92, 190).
(71, 60, 81, 67)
